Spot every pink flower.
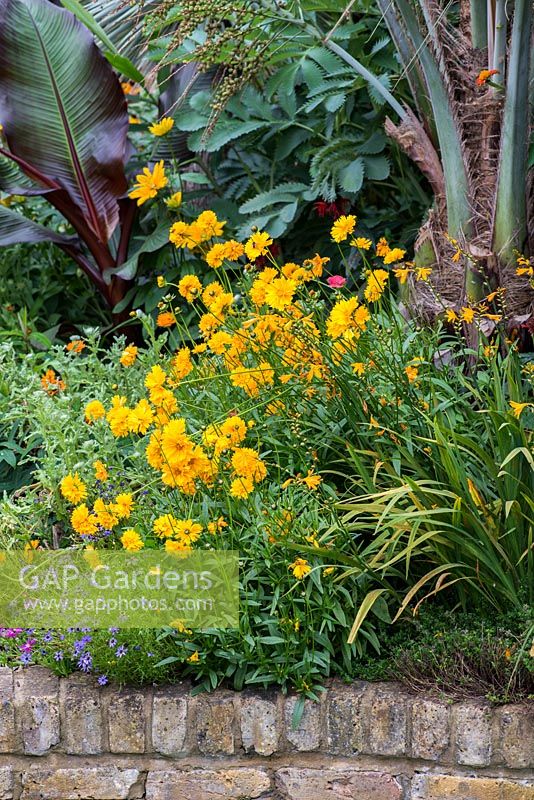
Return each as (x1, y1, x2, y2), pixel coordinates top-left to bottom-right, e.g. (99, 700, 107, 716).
(327, 275, 346, 288)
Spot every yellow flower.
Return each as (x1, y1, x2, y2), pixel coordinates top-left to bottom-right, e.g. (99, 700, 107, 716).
(169, 221, 192, 249)
(351, 237, 371, 250)
(383, 247, 406, 265)
(509, 401, 530, 419)
(171, 347, 193, 380)
(375, 237, 390, 257)
(264, 277, 297, 311)
(71, 504, 97, 536)
(120, 345, 138, 367)
(460, 307, 476, 324)
(445, 309, 458, 322)
(223, 240, 245, 260)
(93, 461, 108, 482)
(289, 558, 311, 579)
(231, 447, 267, 482)
(244, 231, 273, 260)
(120, 529, 144, 552)
(405, 365, 418, 382)
(84, 399, 106, 423)
(113, 493, 134, 520)
(331, 214, 356, 243)
(154, 514, 180, 538)
(148, 117, 174, 136)
(60, 473, 87, 504)
(326, 297, 370, 339)
(230, 476, 255, 499)
(300, 470, 322, 490)
(93, 498, 119, 529)
(195, 210, 225, 239)
(156, 311, 176, 328)
(205, 243, 227, 268)
(129, 160, 168, 206)
(415, 266, 432, 281)
(364, 269, 389, 303)
(187, 651, 200, 663)
(165, 539, 190, 554)
(219, 416, 247, 446)
(107, 404, 131, 437)
(164, 191, 182, 209)
(178, 274, 202, 302)
(393, 267, 411, 284)
(145, 363, 167, 392)
(352, 362, 365, 376)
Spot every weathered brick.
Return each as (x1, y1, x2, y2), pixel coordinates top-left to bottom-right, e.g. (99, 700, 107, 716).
(60, 673, 104, 754)
(275, 768, 403, 800)
(0, 668, 17, 753)
(14, 666, 60, 755)
(498, 704, 534, 768)
(108, 689, 145, 753)
(284, 697, 322, 751)
(195, 693, 236, 755)
(411, 698, 450, 761)
(145, 768, 271, 800)
(20, 767, 140, 800)
(152, 688, 188, 756)
(411, 774, 534, 800)
(362, 685, 409, 757)
(326, 682, 366, 754)
(240, 691, 280, 755)
(453, 701, 493, 766)
(0, 767, 13, 800)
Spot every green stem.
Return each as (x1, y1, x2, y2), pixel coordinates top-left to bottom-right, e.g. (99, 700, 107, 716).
(470, 0, 488, 49)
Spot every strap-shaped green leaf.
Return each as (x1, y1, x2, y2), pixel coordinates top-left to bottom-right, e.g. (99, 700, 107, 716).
(0, 0, 129, 243)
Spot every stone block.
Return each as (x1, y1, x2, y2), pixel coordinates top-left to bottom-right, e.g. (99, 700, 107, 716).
(60, 673, 104, 754)
(108, 689, 146, 753)
(326, 682, 366, 754)
(145, 768, 271, 800)
(284, 696, 322, 751)
(453, 701, 493, 766)
(411, 698, 450, 761)
(20, 768, 140, 800)
(275, 768, 403, 800)
(411, 774, 534, 800)
(240, 691, 280, 755)
(152, 688, 188, 756)
(0, 768, 13, 800)
(498, 704, 534, 768)
(362, 685, 409, 757)
(14, 667, 60, 755)
(0, 668, 17, 753)
(195, 692, 236, 755)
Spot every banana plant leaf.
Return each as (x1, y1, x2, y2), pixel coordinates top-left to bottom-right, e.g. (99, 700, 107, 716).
(0, 0, 130, 244)
(0, 205, 75, 246)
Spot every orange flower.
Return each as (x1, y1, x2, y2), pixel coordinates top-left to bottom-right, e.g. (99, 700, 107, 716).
(66, 339, 85, 354)
(41, 369, 65, 395)
(156, 311, 176, 328)
(476, 69, 499, 86)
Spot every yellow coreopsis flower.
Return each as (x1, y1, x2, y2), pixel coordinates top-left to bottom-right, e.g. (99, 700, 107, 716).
(290, 558, 311, 579)
(84, 399, 106, 423)
(331, 214, 356, 243)
(244, 231, 273, 260)
(71, 504, 97, 536)
(120, 345, 138, 367)
(383, 247, 406, 265)
(351, 237, 372, 250)
(121, 529, 144, 552)
(93, 461, 108, 482)
(60, 473, 87, 504)
(148, 117, 174, 136)
(178, 274, 202, 302)
(129, 160, 168, 206)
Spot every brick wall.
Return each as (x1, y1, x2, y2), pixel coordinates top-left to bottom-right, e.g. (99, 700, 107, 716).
(0, 666, 532, 799)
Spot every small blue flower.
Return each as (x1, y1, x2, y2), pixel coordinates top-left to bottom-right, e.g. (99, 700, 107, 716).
(53, 650, 63, 661)
(115, 645, 128, 658)
(77, 651, 93, 673)
(97, 675, 109, 686)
